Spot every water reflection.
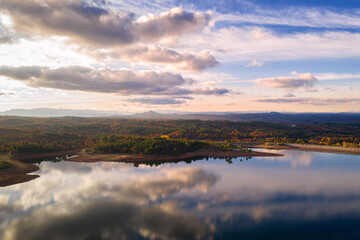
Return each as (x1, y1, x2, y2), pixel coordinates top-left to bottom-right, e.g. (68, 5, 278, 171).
(131, 156, 247, 167)
(1, 150, 360, 239)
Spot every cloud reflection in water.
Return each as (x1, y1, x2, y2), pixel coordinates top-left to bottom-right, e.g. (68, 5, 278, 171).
(1, 151, 360, 239)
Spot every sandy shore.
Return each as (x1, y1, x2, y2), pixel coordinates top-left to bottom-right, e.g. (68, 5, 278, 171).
(286, 143, 360, 155)
(245, 143, 360, 155)
(68, 150, 283, 164)
(0, 156, 39, 187)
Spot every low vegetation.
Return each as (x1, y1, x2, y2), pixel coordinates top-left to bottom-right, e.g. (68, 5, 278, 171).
(0, 160, 12, 169)
(0, 116, 359, 155)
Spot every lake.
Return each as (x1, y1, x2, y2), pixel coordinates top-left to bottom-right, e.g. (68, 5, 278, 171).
(1, 149, 360, 240)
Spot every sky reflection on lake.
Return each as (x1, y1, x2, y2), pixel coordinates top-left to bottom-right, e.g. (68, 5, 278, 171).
(1, 150, 360, 240)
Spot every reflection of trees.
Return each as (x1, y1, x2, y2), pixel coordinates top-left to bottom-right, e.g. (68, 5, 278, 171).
(132, 156, 252, 167)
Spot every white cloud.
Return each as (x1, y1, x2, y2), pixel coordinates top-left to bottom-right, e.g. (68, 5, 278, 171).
(315, 72, 360, 81)
(245, 60, 264, 67)
(256, 97, 360, 105)
(214, 7, 360, 29)
(255, 72, 317, 89)
(181, 27, 360, 62)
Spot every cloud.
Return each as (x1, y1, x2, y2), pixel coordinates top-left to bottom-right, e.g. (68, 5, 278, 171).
(255, 72, 317, 89)
(185, 27, 360, 62)
(0, 35, 14, 44)
(128, 97, 187, 105)
(0, 92, 13, 96)
(0, 1, 219, 71)
(97, 45, 219, 72)
(214, 7, 360, 29)
(192, 87, 230, 95)
(3, 200, 212, 240)
(0, 1, 211, 46)
(315, 72, 360, 81)
(245, 60, 263, 67)
(324, 87, 336, 92)
(117, 168, 218, 201)
(1, 167, 218, 240)
(0, 20, 16, 44)
(284, 93, 295, 98)
(0, 65, 230, 96)
(255, 97, 360, 105)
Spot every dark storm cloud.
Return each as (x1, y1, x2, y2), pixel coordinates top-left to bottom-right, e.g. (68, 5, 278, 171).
(0, 0, 211, 46)
(0, 66, 230, 96)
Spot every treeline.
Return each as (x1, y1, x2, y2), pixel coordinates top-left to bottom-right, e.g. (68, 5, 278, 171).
(0, 116, 359, 154)
(86, 135, 233, 155)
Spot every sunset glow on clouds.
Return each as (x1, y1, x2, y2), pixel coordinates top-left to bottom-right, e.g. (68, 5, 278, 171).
(0, 0, 359, 112)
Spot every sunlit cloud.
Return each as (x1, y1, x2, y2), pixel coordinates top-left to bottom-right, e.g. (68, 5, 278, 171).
(0, 0, 359, 112)
(95, 45, 219, 72)
(184, 27, 360, 62)
(128, 97, 188, 105)
(315, 72, 360, 81)
(214, 7, 360, 29)
(255, 72, 317, 89)
(0, 1, 211, 46)
(256, 97, 360, 105)
(0, 65, 230, 96)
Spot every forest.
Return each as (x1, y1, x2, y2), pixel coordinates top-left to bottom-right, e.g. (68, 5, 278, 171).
(0, 116, 359, 154)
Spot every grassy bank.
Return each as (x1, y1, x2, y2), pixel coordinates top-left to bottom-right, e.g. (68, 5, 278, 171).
(0, 160, 12, 169)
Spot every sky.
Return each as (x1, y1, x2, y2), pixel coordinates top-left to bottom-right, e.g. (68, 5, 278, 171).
(0, 0, 359, 113)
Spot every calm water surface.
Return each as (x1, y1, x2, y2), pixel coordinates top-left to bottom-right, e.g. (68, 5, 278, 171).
(1, 150, 360, 240)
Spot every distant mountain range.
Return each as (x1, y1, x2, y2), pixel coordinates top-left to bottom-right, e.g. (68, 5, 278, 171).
(1, 108, 360, 124)
(0, 108, 131, 117)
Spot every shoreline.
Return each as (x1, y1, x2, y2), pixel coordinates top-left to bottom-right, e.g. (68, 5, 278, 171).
(11, 150, 80, 162)
(1, 143, 358, 187)
(0, 156, 39, 187)
(244, 143, 360, 155)
(68, 150, 283, 163)
(1, 149, 281, 186)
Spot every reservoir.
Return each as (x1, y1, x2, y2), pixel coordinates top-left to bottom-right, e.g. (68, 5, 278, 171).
(1, 150, 360, 239)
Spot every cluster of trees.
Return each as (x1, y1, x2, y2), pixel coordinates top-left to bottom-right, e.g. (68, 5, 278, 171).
(87, 135, 233, 155)
(7, 142, 70, 154)
(0, 116, 359, 155)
